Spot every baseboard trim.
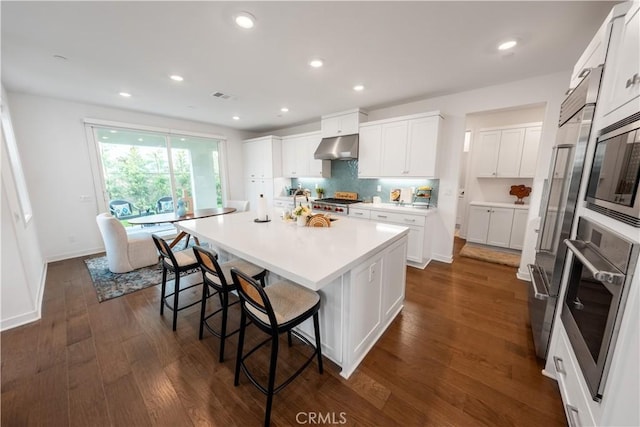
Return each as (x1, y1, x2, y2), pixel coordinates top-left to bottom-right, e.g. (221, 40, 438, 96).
(432, 253, 453, 264)
(46, 247, 104, 263)
(517, 269, 531, 281)
(0, 262, 48, 332)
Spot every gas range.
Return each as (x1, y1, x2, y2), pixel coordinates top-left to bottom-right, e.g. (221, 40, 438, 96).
(312, 194, 362, 216)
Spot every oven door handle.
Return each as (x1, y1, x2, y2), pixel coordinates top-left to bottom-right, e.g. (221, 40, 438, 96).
(564, 239, 626, 285)
(527, 264, 550, 300)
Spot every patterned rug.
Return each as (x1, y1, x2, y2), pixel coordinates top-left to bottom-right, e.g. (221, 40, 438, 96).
(84, 256, 199, 302)
(459, 244, 520, 267)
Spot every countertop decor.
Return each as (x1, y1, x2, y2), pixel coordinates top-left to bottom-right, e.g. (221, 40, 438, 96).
(510, 185, 532, 205)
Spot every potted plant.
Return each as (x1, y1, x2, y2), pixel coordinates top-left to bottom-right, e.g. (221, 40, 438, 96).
(292, 204, 312, 226)
(316, 187, 325, 198)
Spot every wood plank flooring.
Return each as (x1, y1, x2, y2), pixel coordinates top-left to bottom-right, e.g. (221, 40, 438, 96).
(1, 238, 566, 426)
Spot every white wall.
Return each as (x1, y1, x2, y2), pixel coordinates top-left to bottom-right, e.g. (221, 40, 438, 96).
(7, 92, 256, 261)
(1, 87, 47, 330)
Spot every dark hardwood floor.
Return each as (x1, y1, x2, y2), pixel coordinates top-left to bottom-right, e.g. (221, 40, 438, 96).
(1, 238, 566, 426)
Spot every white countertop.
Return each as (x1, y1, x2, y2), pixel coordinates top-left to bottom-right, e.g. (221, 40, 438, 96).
(177, 210, 409, 290)
(470, 201, 530, 210)
(351, 202, 437, 215)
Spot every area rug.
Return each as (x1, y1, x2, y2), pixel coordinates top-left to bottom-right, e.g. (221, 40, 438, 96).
(459, 244, 520, 267)
(84, 256, 198, 302)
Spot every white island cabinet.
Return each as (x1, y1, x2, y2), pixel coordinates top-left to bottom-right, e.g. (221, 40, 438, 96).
(177, 211, 409, 379)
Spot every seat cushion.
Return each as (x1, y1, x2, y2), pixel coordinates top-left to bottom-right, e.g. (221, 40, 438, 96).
(166, 248, 198, 269)
(205, 259, 265, 287)
(246, 281, 320, 326)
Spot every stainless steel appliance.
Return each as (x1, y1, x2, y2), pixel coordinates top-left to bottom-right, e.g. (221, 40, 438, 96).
(527, 65, 603, 360)
(585, 113, 640, 227)
(562, 217, 638, 401)
(312, 192, 362, 216)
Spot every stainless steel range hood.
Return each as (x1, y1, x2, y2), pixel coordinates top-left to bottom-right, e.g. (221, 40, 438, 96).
(313, 134, 358, 160)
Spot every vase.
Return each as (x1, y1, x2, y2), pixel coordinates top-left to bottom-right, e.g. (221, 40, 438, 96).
(176, 198, 187, 216)
(297, 215, 307, 227)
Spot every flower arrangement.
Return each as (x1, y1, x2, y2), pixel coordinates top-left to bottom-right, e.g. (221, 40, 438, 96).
(292, 204, 312, 217)
(316, 187, 325, 198)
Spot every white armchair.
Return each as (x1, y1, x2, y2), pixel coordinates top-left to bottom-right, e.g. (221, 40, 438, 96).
(226, 200, 250, 212)
(96, 213, 158, 273)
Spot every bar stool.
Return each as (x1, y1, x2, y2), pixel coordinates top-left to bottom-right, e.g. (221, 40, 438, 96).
(192, 245, 267, 362)
(151, 234, 201, 331)
(231, 268, 323, 427)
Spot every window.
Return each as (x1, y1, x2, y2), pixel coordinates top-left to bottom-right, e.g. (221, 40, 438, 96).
(88, 124, 224, 230)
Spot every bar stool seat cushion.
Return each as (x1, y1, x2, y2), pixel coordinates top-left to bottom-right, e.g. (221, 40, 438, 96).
(165, 248, 198, 268)
(205, 259, 265, 286)
(247, 281, 320, 325)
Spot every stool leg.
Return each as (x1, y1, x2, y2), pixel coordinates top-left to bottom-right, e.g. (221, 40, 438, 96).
(234, 309, 246, 386)
(172, 273, 180, 331)
(160, 267, 168, 315)
(265, 334, 279, 427)
(219, 291, 229, 362)
(287, 331, 293, 347)
(198, 282, 208, 340)
(313, 313, 323, 374)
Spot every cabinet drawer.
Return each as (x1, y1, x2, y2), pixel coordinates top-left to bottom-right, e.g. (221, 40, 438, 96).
(552, 327, 598, 427)
(349, 208, 371, 220)
(370, 211, 425, 227)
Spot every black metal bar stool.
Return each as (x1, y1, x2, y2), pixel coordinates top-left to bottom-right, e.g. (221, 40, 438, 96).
(192, 245, 267, 362)
(231, 268, 323, 427)
(151, 234, 201, 331)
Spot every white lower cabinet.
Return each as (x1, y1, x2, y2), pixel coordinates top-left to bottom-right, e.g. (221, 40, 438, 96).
(467, 203, 528, 250)
(246, 179, 274, 211)
(551, 325, 598, 427)
(467, 205, 514, 247)
(352, 208, 430, 267)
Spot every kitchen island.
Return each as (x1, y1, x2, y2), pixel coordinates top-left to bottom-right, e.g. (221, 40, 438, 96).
(177, 211, 409, 378)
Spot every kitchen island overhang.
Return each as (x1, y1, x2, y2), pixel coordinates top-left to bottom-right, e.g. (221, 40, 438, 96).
(177, 211, 409, 378)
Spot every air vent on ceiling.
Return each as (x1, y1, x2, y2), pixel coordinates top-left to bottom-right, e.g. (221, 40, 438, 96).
(211, 91, 232, 100)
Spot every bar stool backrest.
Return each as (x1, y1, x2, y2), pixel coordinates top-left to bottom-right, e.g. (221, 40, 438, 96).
(151, 234, 178, 268)
(193, 245, 230, 291)
(231, 268, 278, 328)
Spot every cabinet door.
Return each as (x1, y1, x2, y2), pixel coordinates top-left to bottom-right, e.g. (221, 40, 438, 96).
(486, 207, 514, 248)
(606, 3, 640, 118)
(246, 179, 274, 210)
(519, 127, 541, 177)
(509, 209, 528, 250)
(358, 125, 383, 177)
(406, 116, 439, 177)
(281, 138, 298, 177)
(406, 226, 424, 263)
(475, 131, 501, 177)
(496, 128, 525, 177)
(339, 112, 360, 135)
(382, 240, 407, 321)
(467, 206, 491, 244)
(243, 141, 261, 178)
(302, 134, 328, 177)
(350, 256, 383, 357)
(321, 115, 342, 137)
(380, 121, 409, 176)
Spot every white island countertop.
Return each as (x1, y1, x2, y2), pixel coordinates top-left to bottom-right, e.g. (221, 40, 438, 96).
(177, 210, 409, 291)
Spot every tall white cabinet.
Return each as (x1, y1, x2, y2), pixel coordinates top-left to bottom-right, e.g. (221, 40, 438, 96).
(475, 124, 541, 178)
(243, 136, 282, 210)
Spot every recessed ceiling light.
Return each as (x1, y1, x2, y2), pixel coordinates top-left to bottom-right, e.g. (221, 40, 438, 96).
(235, 12, 256, 29)
(232, 116, 240, 120)
(170, 75, 184, 82)
(309, 59, 323, 68)
(353, 84, 365, 91)
(119, 92, 132, 98)
(281, 107, 289, 113)
(498, 40, 517, 50)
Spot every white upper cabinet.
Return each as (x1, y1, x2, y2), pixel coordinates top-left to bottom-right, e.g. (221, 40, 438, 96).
(243, 136, 282, 179)
(600, 2, 639, 121)
(321, 109, 367, 138)
(358, 125, 383, 178)
(281, 132, 330, 178)
(359, 112, 442, 178)
(475, 124, 541, 178)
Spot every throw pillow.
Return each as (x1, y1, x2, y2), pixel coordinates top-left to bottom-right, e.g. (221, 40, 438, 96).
(112, 203, 131, 217)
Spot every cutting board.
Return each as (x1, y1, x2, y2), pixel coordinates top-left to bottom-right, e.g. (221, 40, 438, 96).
(334, 191, 358, 200)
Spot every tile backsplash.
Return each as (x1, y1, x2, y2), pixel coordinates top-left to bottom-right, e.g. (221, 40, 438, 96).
(290, 160, 438, 206)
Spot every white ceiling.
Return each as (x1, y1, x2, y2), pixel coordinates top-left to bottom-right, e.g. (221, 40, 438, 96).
(1, 1, 616, 133)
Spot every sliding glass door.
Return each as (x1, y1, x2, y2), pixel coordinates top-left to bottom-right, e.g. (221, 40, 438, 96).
(92, 126, 223, 230)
